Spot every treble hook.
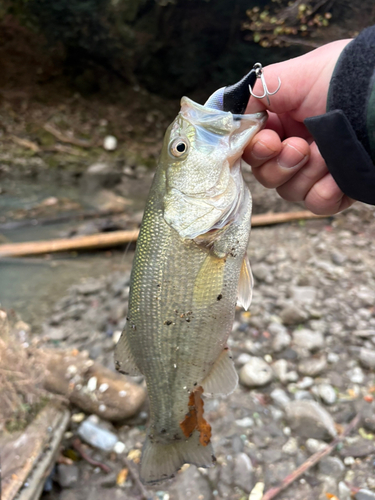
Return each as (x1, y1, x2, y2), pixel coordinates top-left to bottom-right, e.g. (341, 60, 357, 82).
(249, 62, 281, 106)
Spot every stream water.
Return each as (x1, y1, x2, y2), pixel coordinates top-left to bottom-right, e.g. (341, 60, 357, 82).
(0, 176, 142, 329)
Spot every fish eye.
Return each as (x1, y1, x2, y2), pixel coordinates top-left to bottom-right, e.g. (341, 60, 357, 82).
(170, 138, 189, 158)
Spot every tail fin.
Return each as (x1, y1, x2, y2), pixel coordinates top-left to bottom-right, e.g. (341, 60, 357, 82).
(140, 432, 215, 484)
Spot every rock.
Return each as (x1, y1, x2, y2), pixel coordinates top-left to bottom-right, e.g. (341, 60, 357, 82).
(318, 474, 339, 498)
(291, 286, 317, 305)
(338, 481, 352, 500)
(271, 330, 292, 352)
(359, 348, 375, 369)
(272, 359, 288, 382)
(57, 464, 79, 488)
(77, 416, 118, 451)
(355, 490, 375, 500)
(297, 377, 314, 389)
(252, 263, 273, 283)
(282, 437, 299, 455)
(327, 352, 340, 364)
(341, 439, 375, 458)
(270, 388, 291, 408)
(294, 390, 314, 401)
(237, 353, 252, 365)
(239, 357, 273, 387)
(74, 280, 103, 295)
(280, 304, 308, 325)
(292, 328, 324, 351)
(315, 384, 337, 405)
(103, 135, 117, 151)
(235, 417, 254, 428)
(83, 162, 121, 190)
(331, 250, 347, 265)
(305, 438, 328, 454)
(298, 356, 327, 377)
(348, 366, 365, 384)
(318, 457, 345, 480)
(170, 464, 212, 499)
(233, 453, 254, 493)
(285, 400, 337, 440)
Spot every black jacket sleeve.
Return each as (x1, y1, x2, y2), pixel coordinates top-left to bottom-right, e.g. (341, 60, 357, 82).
(304, 26, 375, 205)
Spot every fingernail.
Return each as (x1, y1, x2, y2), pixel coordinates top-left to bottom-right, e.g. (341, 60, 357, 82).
(252, 141, 277, 160)
(278, 144, 307, 169)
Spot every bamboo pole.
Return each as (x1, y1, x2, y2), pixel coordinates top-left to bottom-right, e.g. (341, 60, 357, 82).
(0, 211, 326, 258)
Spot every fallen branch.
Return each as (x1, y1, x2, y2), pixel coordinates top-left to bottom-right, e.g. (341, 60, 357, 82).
(43, 123, 95, 149)
(261, 413, 361, 500)
(252, 210, 326, 226)
(72, 438, 111, 473)
(9, 135, 40, 152)
(0, 230, 140, 257)
(0, 211, 327, 258)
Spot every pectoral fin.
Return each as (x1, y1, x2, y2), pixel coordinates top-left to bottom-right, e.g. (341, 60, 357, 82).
(237, 254, 253, 311)
(201, 348, 238, 396)
(114, 331, 142, 376)
(193, 254, 225, 306)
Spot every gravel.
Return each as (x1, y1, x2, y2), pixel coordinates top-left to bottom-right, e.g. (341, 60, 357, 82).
(36, 193, 375, 500)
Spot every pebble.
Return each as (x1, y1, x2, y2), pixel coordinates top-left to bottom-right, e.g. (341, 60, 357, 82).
(290, 286, 317, 305)
(344, 456, 355, 465)
(103, 135, 117, 151)
(318, 456, 345, 480)
(297, 376, 314, 389)
(327, 352, 340, 363)
(233, 453, 254, 493)
(272, 359, 288, 382)
(359, 347, 375, 369)
(282, 437, 299, 455)
(236, 353, 252, 365)
(235, 417, 254, 428)
(239, 357, 273, 387)
(279, 304, 308, 325)
(271, 330, 292, 352)
(315, 383, 337, 405)
(298, 355, 327, 376)
(305, 438, 328, 454)
(57, 464, 79, 488)
(348, 366, 365, 384)
(355, 490, 375, 500)
(270, 388, 291, 408)
(249, 482, 264, 500)
(293, 328, 324, 351)
(294, 390, 314, 401)
(338, 481, 352, 500)
(77, 417, 118, 452)
(285, 400, 337, 440)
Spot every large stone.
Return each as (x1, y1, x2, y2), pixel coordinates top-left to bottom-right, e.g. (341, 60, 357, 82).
(239, 357, 273, 388)
(285, 400, 337, 440)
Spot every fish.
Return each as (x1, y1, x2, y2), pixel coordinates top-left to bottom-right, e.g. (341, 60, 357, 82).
(115, 69, 267, 484)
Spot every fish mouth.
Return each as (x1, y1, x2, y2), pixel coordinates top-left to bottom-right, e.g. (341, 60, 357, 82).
(204, 68, 258, 114)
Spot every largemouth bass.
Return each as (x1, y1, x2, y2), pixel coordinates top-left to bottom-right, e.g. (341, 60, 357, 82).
(115, 73, 267, 483)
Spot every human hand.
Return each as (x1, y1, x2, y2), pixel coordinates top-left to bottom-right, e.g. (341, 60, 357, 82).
(244, 39, 355, 215)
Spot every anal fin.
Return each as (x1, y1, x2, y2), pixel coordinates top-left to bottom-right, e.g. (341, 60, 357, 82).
(237, 253, 253, 311)
(201, 348, 238, 396)
(114, 330, 142, 376)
